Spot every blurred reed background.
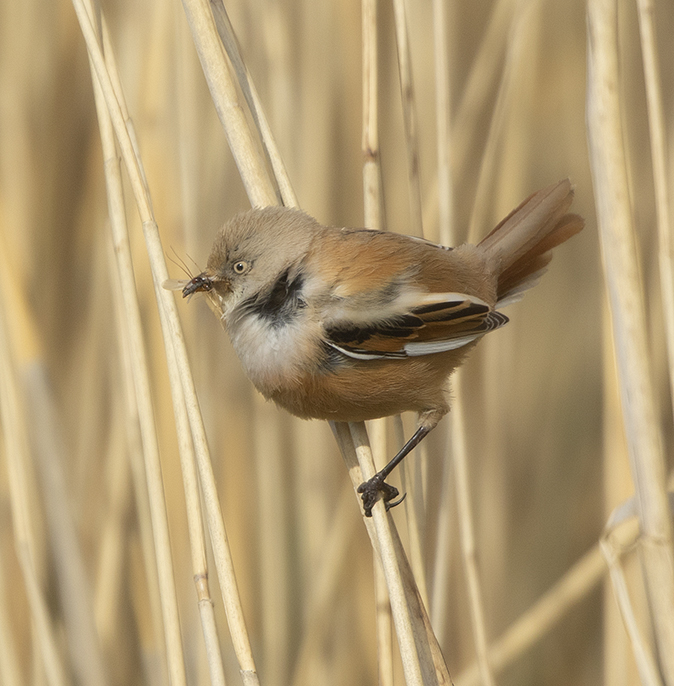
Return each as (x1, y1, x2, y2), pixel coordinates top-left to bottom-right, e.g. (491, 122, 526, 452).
(0, 0, 673, 685)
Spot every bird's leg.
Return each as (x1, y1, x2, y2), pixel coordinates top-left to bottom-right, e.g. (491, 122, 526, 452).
(357, 424, 431, 517)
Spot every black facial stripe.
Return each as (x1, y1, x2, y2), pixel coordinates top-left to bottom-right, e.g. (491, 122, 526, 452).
(242, 269, 305, 327)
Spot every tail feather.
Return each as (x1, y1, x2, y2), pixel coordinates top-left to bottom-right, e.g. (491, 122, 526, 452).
(478, 179, 584, 304)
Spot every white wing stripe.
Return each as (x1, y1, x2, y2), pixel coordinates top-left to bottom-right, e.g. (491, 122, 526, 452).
(328, 342, 401, 360)
(403, 334, 484, 356)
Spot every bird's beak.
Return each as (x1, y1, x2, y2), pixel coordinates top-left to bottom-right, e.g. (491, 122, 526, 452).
(182, 273, 213, 298)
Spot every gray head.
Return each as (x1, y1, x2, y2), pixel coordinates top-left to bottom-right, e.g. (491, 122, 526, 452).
(182, 206, 321, 318)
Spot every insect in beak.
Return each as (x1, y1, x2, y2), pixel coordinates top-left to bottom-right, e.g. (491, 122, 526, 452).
(182, 274, 213, 298)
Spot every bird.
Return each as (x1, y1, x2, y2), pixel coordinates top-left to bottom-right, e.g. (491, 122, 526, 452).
(168, 179, 584, 516)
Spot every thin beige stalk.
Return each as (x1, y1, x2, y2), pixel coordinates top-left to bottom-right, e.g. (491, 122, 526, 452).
(179, 0, 277, 207)
(99, 231, 168, 678)
(85, 36, 188, 686)
(347, 421, 426, 686)
(24, 369, 109, 686)
(374, 558, 395, 686)
(454, 535, 608, 685)
(467, 0, 532, 242)
(635, 0, 674, 420)
(451, 369, 496, 686)
(0, 288, 66, 686)
(391, 0, 424, 238)
(254, 397, 290, 686)
(429, 0, 456, 643)
(362, 3, 396, 680)
(74, 0, 260, 681)
(369, 421, 395, 686)
(452, 0, 517, 180)
(389, 521, 453, 685)
(587, 2, 674, 684)
(0, 546, 21, 686)
(3, 188, 106, 686)
(330, 422, 429, 685)
(422, 0, 518, 232)
(394, 418, 430, 610)
(344, 422, 453, 685)
(209, 0, 298, 208)
(429, 448, 453, 644)
(162, 324, 226, 686)
(291, 484, 359, 686)
(432, 0, 453, 246)
(362, 0, 384, 231)
(17, 544, 69, 686)
(92, 405, 130, 646)
(601, 532, 663, 686)
(602, 287, 637, 684)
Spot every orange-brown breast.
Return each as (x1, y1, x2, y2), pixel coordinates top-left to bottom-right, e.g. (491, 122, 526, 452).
(264, 342, 477, 422)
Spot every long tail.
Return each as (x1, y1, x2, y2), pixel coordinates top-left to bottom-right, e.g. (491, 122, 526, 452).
(478, 179, 584, 307)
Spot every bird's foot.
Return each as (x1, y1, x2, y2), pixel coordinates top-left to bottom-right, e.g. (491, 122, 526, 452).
(357, 475, 406, 517)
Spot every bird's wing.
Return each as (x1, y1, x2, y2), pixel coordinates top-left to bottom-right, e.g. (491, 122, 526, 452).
(305, 227, 507, 360)
(324, 291, 508, 360)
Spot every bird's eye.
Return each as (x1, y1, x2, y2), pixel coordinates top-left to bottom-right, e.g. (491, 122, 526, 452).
(233, 261, 248, 274)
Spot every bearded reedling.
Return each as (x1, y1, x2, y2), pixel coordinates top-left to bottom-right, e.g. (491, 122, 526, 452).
(167, 179, 584, 516)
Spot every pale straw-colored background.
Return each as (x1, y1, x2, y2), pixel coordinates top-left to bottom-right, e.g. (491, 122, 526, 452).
(1, 0, 673, 685)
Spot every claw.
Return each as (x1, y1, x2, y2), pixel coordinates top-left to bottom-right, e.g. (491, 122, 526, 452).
(385, 492, 407, 510)
(357, 475, 402, 517)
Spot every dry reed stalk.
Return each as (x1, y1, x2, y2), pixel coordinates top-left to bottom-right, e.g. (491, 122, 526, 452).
(92, 402, 130, 646)
(346, 421, 426, 686)
(362, 0, 384, 230)
(451, 0, 517, 183)
(181, 1, 426, 681)
(422, 0, 516, 233)
(25, 368, 109, 686)
(370, 419, 395, 685)
(374, 558, 395, 686)
(178, 2, 422, 684)
(602, 293, 639, 683)
(391, 0, 423, 238)
(440, 10, 541, 682)
(429, 0, 455, 645)
(254, 396, 290, 686)
(99, 232, 168, 679)
(16, 544, 69, 686)
(396, 419, 430, 612)
(0, 547, 22, 686)
(163, 335, 226, 686)
(467, 0, 532, 243)
(429, 446, 454, 645)
(180, 0, 277, 207)
(0, 286, 66, 686)
(635, 0, 674, 419)
(94, 56, 168, 678)
(602, 509, 664, 686)
(587, 1, 674, 683)
(432, 0, 453, 247)
(73, 1, 262, 682)
(455, 520, 637, 686)
(290, 483, 360, 686)
(346, 420, 454, 685)
(209, 0, 298, 207)
(451, 369, 496, 686)
(333, 420, 448, 684)
(81, 16, 189, 686)
(362, 0, 434, 679)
